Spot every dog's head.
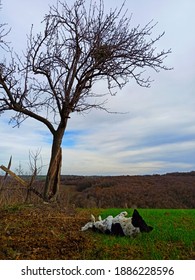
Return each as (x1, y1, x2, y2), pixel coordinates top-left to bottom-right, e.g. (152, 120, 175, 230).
(132, 209, 153, 233)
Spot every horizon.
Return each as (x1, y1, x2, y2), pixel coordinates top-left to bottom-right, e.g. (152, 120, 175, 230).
(1, 167, 195, 178)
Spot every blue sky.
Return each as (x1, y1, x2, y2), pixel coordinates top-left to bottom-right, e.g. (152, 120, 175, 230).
(0, 0, 195, 175)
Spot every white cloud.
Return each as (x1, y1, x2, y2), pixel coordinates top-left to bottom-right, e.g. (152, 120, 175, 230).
(1, 0, 195, 175)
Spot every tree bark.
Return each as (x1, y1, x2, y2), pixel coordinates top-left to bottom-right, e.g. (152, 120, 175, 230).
(44, 126, 65, 201)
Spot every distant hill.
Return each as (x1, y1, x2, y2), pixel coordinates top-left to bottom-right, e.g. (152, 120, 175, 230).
(1, 171, 195, 208)
(60, 172, 195, 208)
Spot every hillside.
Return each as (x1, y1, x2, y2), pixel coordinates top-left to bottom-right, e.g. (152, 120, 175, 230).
(0, 172, 195, 208)
(59, 172, 195, 209)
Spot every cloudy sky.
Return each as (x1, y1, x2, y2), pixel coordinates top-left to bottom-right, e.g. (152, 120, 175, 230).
(0, 0, 195, 176)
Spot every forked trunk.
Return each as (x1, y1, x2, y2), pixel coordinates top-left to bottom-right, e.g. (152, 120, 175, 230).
(44, 127, 65, 201)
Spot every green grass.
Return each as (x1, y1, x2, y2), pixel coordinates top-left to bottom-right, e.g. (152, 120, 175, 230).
(81, 208, 195, 259)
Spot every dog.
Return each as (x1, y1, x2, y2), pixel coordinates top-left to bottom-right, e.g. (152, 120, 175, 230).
(81, 209, 153, 237)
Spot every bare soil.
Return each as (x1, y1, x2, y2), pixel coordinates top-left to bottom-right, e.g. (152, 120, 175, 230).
(0, 204, 96, 260)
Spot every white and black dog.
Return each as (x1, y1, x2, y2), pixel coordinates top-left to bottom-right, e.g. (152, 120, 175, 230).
(81, 209, 153, 237)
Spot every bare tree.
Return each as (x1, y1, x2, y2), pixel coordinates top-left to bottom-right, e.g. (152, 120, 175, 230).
(0, 1, 9, 50)
(0, 0, 171, 201)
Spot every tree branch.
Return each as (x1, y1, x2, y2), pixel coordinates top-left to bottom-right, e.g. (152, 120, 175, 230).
(0, 0, 172, 132)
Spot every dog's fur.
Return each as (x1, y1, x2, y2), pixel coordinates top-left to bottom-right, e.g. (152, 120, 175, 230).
(81, 209, 153, 237)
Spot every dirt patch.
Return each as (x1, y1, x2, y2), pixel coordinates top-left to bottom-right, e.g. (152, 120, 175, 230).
(0, 204, 96, 260)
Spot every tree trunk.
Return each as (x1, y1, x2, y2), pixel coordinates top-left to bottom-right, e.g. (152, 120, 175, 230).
(44, 126, 65, 201)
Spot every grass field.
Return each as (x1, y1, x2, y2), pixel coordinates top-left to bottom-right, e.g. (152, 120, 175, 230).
(79, 208, 195, 259)
(0, 205, 194, 259)
(89, 209, 195, 259)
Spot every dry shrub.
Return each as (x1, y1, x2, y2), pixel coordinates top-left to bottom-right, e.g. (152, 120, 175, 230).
(0, 177, 44, 207)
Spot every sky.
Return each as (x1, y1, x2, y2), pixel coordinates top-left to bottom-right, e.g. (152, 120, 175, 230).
(0, 0, 195, 176)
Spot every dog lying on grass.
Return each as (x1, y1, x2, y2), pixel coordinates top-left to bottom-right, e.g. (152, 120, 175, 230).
(81, 209, 153, 237)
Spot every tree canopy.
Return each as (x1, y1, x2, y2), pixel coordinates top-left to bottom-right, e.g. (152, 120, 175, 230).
(0, 0, 172, 200)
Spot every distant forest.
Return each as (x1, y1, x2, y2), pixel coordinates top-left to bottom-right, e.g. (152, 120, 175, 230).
(1, 172, 195, 208)
(59, 171, 195, 209)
